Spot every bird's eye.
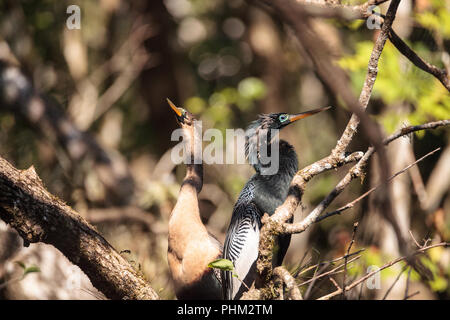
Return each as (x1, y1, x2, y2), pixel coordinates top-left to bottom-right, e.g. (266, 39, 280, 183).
(279, 114, 289, 122)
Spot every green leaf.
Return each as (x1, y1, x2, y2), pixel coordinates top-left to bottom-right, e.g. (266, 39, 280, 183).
(208, 258, 235, 271)
(15, 261, 26, 270)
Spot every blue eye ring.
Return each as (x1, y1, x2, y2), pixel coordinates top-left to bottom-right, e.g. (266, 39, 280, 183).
(279, 114, 289, 122)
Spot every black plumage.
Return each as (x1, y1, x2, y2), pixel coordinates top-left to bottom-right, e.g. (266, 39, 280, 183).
(222, 108, 330, 300)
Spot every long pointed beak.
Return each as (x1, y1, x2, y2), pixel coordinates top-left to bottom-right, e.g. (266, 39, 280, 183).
(167, 98, 182, 117)
(289, 106, 332, 123)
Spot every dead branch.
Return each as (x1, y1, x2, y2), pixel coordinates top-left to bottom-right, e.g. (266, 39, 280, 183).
(382, 265, 408, 300)
(298, 254, 361, 287)
(342, 222, 358, 299)
(284, 121, 449, 233)
(388, 29, 450, 92)
(273, 266, 303, 300)
(296, 248, 365, 277)
(270, 0, 450, 91)
(250, 0, 450, 298)
(317, 242, 448, 300)
(0, 156, 159, 300)
(316, 147, 442, 222)
(251, 0, 404, 298)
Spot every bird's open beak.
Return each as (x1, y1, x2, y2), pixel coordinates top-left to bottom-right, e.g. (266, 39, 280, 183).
(289, 106, 332, 123)
(167, 98, 183, 117)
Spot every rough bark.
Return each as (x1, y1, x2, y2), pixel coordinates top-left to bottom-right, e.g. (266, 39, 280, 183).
(0, 156, 159, 300)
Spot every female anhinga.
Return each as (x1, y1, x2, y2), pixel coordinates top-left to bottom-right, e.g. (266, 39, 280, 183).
(166, 99, 223, 300)
(222, 107, 331, 300)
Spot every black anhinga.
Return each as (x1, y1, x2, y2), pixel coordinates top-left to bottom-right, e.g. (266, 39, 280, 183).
(222, 107, 331, 300)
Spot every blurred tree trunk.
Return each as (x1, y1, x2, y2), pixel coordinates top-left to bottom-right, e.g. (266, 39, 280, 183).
(136, 0, 180, 154)
(247, 8, 286, 114)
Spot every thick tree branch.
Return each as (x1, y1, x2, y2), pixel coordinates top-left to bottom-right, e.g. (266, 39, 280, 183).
(273, 266, 303, 300)
(0, 155, 159, 300)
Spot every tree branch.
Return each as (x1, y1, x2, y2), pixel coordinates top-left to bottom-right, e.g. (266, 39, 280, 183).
(0, 155, 159, 300)
(317, 242, 448, 300)
(253, 0, 403, 296)
(282, 0, 450, 92)
(388, 29, 450, 92)
(284, 120, 449, 234)
(273, 266, 303, 300)
(316, 147, 442, 222)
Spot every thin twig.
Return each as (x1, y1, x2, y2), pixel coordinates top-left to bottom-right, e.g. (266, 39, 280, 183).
(329, 277, 341, 291)
(404, 290, 420, 300)
(342, 222, 359, 299)
(317, 242, 448, 300)
(298, 254, 362, 287)
(273, 267, 303, 300)
(409, 230, 421, 249)
(388, 29, 450, 92)
(404, 267, 412, 300)
(382, 265, 408, 300)
(297, 249, 365, 277)
(316, 147, 442, 222)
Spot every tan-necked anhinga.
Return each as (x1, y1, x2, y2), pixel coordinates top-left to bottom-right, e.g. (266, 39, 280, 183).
(166, 99, 223, 300)
(222, 107, 331, 300)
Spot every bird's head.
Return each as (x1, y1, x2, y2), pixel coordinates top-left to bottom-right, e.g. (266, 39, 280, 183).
(249, 106, 332, 132)
(167, 98, 195, 127)
(245, 106, 332, 173)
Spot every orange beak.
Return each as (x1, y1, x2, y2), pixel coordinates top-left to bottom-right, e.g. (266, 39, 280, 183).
(167, 98, 182, 117)
(289, 106, 332, 123)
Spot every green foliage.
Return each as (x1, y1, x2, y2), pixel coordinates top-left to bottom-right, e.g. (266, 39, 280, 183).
(419, 247, 449, 292)
(208, 258, 235, 271)
(208, 258, 249, 289)
(416, 0, 450, 39)
(184, 77, 266, 130)
(15, 261, 41, 280)
(339, 41, 450, 134)
(237, 77, 267, 101)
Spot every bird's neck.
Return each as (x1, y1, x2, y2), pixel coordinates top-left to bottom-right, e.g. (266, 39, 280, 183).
(181, 123, 203, 193)
(169, 124, 203, 222)
(251, 140, 298, 215)
(183, 163, 203, 193)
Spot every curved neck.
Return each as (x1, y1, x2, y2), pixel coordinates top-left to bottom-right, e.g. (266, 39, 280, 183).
(245, 129, 277, 174)
(182, 123, 203, 193)
(251, 140, 298, 215)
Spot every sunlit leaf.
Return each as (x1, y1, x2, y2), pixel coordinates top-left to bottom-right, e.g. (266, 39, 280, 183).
(208, 258, 235, 271)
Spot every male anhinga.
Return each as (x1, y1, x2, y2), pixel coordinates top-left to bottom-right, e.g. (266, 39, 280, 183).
(166, 99, 223, 300)
(222, 107, 331, 300)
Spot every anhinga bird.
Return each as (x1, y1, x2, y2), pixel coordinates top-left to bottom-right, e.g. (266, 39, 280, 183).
(222, 107, 331, 300)
(166, 99, 223, 300)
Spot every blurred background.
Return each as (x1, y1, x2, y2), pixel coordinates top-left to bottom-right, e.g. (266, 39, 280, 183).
(0, 0, 448, 300)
